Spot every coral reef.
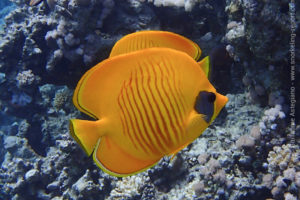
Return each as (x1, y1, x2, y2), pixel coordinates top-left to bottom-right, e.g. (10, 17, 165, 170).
(0, 0, 15, 26)
(0, 0, 299, 199)
(266, 144, 300, 200)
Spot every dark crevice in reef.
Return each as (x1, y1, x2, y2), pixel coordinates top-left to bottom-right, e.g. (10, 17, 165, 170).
(151, 1, 228, 39)
(1, 31, 26, 74)
(43, 58, 77, 86)
(26, 121, 48, 157)
(148, 155, 189, 193)
(279, 2, 289, 14)
(240, 187, 272, 200)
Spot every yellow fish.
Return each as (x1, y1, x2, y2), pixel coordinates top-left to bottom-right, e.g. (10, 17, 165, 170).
(70, 47, 228, 177)
(110, 30, 201, 59)
(110, 30, 210, 77)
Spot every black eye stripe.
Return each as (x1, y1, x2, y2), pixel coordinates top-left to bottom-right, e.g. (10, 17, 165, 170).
(208, 93, 216, 102)
(194, 91, 216, 123)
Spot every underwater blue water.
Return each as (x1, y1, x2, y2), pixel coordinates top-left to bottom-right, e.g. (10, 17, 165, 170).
(0, 0, 15, 27)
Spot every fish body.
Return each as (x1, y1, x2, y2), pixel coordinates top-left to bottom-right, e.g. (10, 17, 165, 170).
(70, 47, 228, 177)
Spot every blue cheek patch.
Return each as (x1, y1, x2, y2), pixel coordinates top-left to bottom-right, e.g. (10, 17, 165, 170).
(194, 91, 216, 123)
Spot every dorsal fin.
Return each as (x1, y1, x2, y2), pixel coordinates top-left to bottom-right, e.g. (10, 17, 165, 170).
(110, 30, 201, 60)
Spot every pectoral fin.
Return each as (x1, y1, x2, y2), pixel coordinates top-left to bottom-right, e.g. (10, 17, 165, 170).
(198, 56, 210, 78)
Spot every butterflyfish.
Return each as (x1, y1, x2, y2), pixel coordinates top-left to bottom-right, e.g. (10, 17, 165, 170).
(110, 30, 210, 78)
(70, 47, 228, 177)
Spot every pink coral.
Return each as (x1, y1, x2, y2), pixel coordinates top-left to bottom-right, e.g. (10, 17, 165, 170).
(236, 135, 255, 149)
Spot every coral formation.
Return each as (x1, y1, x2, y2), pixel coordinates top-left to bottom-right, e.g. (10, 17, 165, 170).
(266, 144, 300, 199)
(16, 70, 36, 87)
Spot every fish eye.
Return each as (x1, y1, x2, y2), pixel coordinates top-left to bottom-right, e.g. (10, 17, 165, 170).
(207, 92, 216, 102)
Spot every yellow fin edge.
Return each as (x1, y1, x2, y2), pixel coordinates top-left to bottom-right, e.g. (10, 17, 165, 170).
(69, 119, 92, 156)
(197, 56, 210, 78)
(92, 139, 160, 177)
(192, 41, 202, 61)
(69, 119, 104, 156)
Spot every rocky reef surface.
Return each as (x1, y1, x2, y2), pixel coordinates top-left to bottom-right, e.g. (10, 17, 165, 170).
(0, 0, 299, 199)
(0, 0, 16, 26)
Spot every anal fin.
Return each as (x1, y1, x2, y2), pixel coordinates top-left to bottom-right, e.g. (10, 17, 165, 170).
(93, 137, 160, 177)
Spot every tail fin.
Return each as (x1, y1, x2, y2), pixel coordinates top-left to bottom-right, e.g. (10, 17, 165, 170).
(198, 56, 210, 78)
(69, 119, 106, 156)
